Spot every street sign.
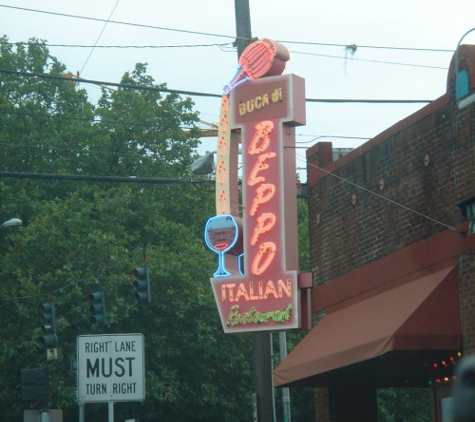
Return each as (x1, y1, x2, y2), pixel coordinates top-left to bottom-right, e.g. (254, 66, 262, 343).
(76, 333, 145, 403)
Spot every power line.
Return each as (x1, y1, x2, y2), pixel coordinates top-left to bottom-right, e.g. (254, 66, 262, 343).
(0, 171, 214, 184)
(295, 153, 456, 231)
(0, 4, 236, 41)
(280, 40, 454, 54)
(7, 41, 447, 70)
(8, 41, 234, 50)
(0, 4, 456, 55)
(0, 68, 221, 98)
(0, 68, 433, 104)
(292, 50, 448, 70)
(80, 0, 121, 75)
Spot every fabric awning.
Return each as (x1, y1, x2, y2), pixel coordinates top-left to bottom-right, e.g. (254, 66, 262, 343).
(274, 266, 461, 387)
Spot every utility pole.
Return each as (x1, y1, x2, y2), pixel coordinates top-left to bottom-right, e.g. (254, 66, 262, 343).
(233, 2, 275, 421)
(234, 0, 253, 57)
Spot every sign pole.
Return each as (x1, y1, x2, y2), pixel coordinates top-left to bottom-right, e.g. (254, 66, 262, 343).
(79, 403, 85, 422)
(108, 401, 114, 422)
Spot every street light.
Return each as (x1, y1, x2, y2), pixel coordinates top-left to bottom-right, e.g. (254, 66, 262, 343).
(0, 218, 22, 229)
(191, 151, 216, 174)
(455, 28, 475, 109)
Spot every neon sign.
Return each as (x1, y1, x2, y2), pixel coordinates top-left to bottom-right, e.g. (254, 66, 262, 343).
(223, 38, 290, 94)
(205, 38, 306, 334)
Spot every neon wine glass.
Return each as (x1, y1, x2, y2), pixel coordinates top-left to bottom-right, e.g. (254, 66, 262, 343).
(204, 215, 239, 277)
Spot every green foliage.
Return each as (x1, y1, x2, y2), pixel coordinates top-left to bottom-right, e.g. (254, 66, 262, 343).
(0, 36, 253, 421)
(377, 388, 431, 422)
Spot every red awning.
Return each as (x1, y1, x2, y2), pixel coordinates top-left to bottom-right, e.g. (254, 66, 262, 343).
(274, 266, 461, 387)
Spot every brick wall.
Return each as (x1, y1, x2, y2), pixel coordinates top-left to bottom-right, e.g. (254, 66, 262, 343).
(459, 249, 475, 354)
(307, 102, 474, 286)
(314, 387, 330, 422)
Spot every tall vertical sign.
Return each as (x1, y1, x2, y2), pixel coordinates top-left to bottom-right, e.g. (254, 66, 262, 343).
(206, 41, 306, 333)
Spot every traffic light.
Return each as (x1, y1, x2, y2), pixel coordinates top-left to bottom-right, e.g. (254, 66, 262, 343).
(88, 291, 106, 324)
(18, 367, 50, 403)
(132, 266, 151, 304)
(36, 303, 58, 349)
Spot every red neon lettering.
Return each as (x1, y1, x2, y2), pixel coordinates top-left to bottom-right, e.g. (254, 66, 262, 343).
(249, 282, 259, 300)
(221, 280, 291, 302)
(250, 212, 276, 246)
(225, 283, 236, 302)
(235, 283, 250, 301)
(251, 242, 276, 275)
(250, 184, 275, 216)
(278, 279, 292, 298)
(247, 152, 276, 186)
(263, 280, 278, 299)
(248, 121, 274, 155)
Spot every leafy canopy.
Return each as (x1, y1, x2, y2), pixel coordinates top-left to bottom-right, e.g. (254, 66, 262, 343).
(0, 36, 253, 422)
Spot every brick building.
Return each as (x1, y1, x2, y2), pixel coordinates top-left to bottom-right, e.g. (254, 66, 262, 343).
(274, 44, 475, 421)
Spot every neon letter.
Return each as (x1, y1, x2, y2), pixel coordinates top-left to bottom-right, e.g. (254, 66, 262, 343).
(247, 152, 276, 186)
(248, 121, 274, 155)
(250, 212, 276, 246)
(251, 242, 276, 275)
(235, 283, 250, 301)
(278, 279, 292, 298)
(250, 184, 275, 216)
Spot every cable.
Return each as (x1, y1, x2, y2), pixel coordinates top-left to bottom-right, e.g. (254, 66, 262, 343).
(292, 50, 448, 70)
(0, 69, 433, 104)
(0, 68, 221, 98)
(296, 153, 456, 231)
(0, 108, 198, 130)
(6, 40, 449, 70)
(0, 171, 214, 184)
(0, 4, 237, 41)
(0, 4, 456, 55)
(296, 135, 370, 144)
(279, 40, 454, 54)
(7, 41, 234, 50)
(80, 0, 121, 75)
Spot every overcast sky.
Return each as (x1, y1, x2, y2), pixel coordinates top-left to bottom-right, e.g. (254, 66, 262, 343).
(1, 0, 475, 181)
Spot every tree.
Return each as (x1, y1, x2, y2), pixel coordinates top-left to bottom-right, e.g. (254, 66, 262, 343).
(0, 36, 253, 421)
(377, 388, 431, 422)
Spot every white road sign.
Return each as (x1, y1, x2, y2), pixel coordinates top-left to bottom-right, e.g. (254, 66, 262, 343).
(77, 333, 145, 403)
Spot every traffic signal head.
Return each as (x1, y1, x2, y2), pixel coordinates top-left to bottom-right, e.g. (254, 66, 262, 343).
(19, 367, 50, 403)
(88, 291, 106, 324)
(132, 267, 151, 304)
(36, 303, 58, 349)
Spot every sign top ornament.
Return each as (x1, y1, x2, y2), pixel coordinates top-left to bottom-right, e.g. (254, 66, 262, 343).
(224, 38, 290, 94)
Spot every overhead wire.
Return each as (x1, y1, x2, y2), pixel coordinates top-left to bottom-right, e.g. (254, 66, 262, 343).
(79, 0, 121, 75)
(6, 41, 449, 70)
(0, 4, 457, 54)
(0, 68, 433, 103)
(295, 152, 457, 232)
